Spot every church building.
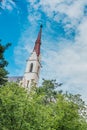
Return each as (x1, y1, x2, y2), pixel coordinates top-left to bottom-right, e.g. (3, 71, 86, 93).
(21, 25, 42, 89)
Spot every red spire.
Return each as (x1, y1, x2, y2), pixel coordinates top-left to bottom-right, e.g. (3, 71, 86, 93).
(33, 25, 42, 56)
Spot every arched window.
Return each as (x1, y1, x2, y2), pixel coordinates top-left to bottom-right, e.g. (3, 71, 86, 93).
(30, 63, 33, 72)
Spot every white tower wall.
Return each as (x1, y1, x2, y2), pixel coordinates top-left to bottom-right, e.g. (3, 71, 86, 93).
(22, 51, 41, 89)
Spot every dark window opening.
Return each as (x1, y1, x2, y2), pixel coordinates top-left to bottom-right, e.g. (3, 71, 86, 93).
(30, 63, 33, 72)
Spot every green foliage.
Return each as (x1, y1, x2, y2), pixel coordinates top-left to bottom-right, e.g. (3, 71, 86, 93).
(0, 81, 87, 130)
(0, 83, 28, 130)
(0, 41, 11, 85)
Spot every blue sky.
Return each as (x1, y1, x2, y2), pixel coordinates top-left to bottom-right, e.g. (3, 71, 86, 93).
(0, 0, 87, 103)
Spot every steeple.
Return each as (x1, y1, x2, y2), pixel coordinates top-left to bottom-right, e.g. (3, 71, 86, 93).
(22, 25, 43, 90)
(33, 25, 42, 56)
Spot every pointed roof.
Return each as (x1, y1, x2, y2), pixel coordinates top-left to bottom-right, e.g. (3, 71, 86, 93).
(33, 25, 42, 56)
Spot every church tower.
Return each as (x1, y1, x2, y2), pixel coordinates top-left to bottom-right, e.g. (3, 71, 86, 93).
(22, 25, 42, 89)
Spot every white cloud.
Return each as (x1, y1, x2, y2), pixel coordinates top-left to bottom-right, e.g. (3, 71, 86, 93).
(40, 15, 87, 102)
(28, 0, 87, 28)
(0, 0, 16, 11)
(28, 12, 41, 23)
(41, 36, 87, 102)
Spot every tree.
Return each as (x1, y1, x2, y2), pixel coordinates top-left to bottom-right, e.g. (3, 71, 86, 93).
(0, 81, 87, 130)
(36, 79, 87, 130)
(0, 83, 29, 130)
(0, 40, 11, 85)
(36, 79, 62, 104)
